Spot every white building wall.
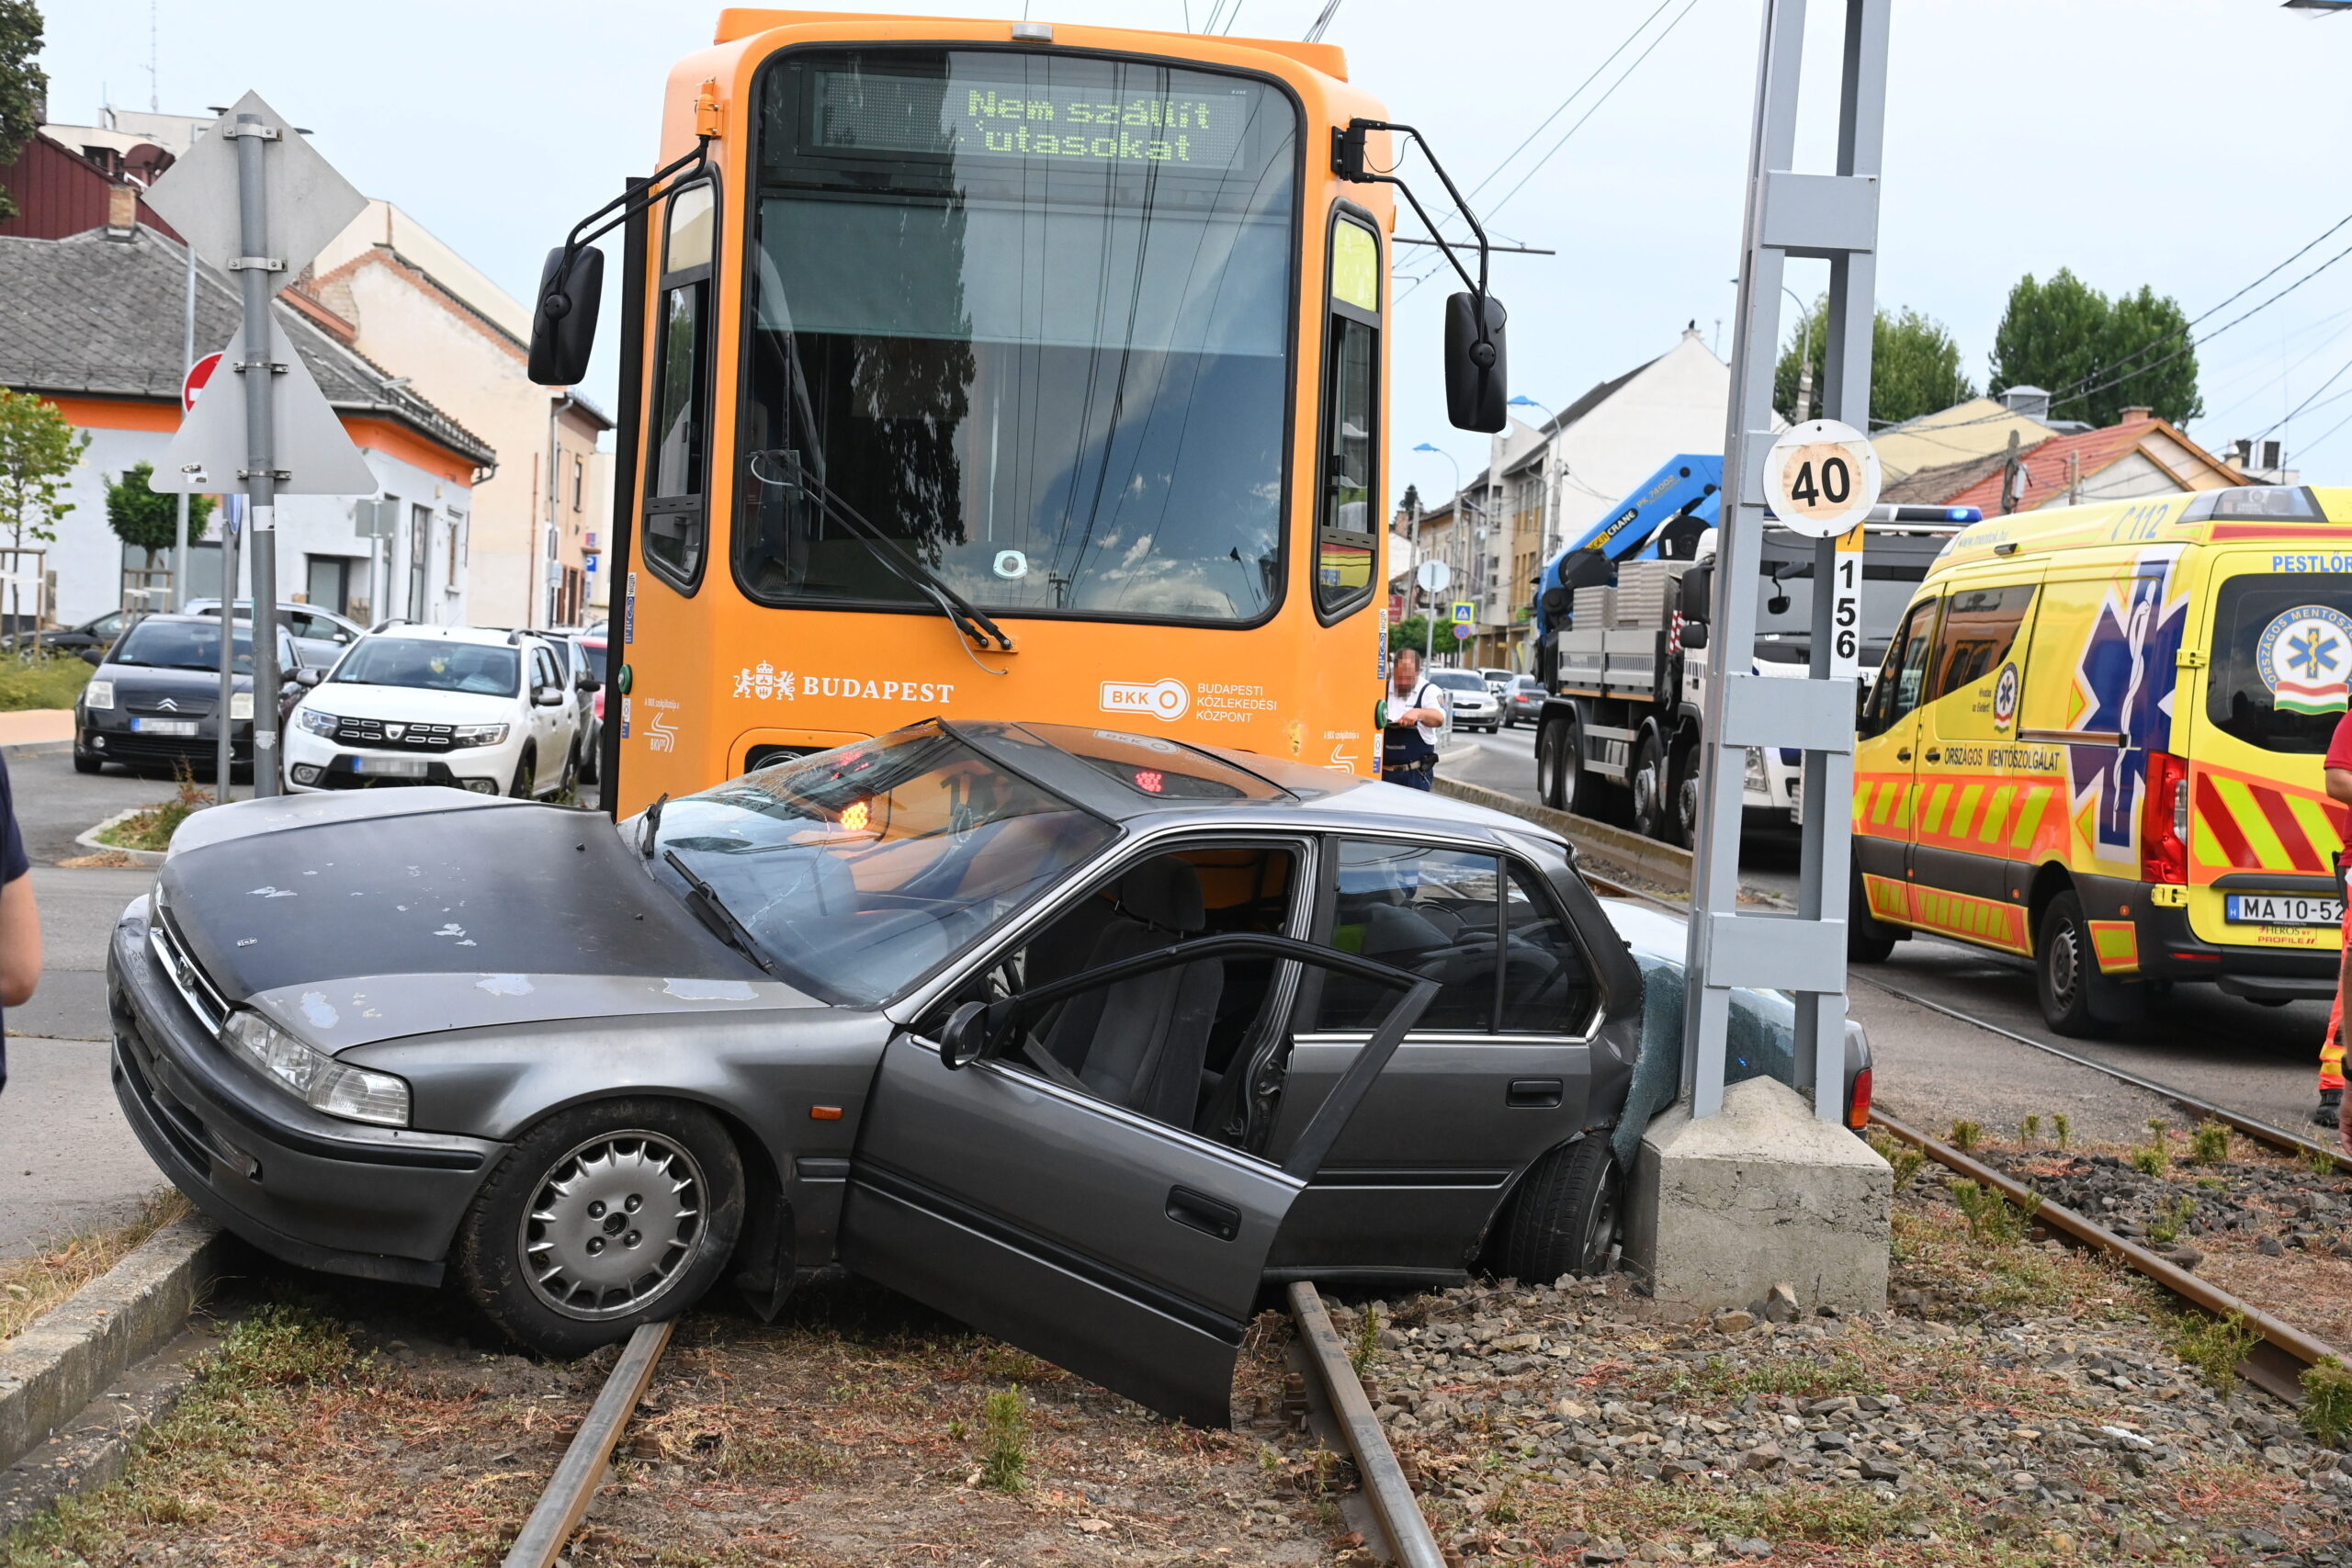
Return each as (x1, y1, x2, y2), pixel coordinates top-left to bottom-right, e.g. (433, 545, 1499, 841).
(1544, 330, 1737, 550)
(47, 422, 470, 630)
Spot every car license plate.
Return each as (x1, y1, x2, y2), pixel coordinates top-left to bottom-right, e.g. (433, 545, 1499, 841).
(2224, 894, 2343, 927)
(130, 717, 198, 736)
(354, 755, 429, 777)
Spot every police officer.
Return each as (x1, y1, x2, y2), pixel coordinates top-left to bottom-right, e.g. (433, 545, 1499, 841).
(1380, 647, 1448, 791)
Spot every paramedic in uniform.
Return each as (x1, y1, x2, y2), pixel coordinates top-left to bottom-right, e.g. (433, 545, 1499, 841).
(1380, 647, 1448, 792)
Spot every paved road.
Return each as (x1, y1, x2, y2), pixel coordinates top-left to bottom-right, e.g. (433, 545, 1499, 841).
(1, 747, 174, 1258)
(1440, 719, 2331, 1139)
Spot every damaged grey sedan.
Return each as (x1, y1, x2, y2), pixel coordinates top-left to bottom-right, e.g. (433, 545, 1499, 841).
(109, 719, 1865, 1427)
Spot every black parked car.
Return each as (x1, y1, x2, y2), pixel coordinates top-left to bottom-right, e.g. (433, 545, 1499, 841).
(75, 614, 305, 781)
(31, 608, 130, 656)
(109, 719, 1866, 1426)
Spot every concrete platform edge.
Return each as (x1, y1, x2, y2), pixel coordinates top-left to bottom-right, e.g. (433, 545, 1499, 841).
(70, 810, 166, 866)
(0, 1217, 226, 1474)
(1432, 775, 1695, 887)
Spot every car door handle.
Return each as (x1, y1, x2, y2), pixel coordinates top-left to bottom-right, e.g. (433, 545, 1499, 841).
(1895, 749, 1912, 762)
(1507, 1078, 1564, 1109)
(1924, 749, 1942, 763)
(1165, 1185, 1242, 1242)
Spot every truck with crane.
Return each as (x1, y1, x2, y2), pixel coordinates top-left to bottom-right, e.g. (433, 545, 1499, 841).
(1525, 454, 1978, 845)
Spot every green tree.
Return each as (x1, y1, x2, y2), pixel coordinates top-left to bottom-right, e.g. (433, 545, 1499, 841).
(1391, 614, 1463, 660)
(1398, 482, 1422, 521)
(0, 388, 87, 628)
(1775, 298, 1976, 427)
(1989, 268, 2201, 427)
(106, 460, 213, 570)
(0, 2, 45, 222)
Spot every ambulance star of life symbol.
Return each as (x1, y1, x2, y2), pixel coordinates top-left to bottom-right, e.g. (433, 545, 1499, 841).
(2256, 604, 2352, 716)
(1992, 663, 2019, 730)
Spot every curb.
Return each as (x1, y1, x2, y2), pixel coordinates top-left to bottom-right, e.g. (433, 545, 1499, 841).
(1, 740, 70, 760)
(72, 809, 167, 867)
(1434, 776, 1697, 889)
(0, 1217, 228, 1476)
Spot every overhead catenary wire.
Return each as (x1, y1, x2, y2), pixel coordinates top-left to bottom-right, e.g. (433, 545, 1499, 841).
(1303, 0, 1342, 42)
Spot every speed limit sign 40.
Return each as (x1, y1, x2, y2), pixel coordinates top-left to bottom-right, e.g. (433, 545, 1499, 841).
(1766, 418, 1882, 538)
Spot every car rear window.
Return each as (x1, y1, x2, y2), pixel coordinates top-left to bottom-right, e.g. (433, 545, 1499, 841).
(2206, 571, 2352, 754)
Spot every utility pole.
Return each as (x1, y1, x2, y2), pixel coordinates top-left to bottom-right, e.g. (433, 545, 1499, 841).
(229, 110, 285, 795)
(172, 236, 194, 609)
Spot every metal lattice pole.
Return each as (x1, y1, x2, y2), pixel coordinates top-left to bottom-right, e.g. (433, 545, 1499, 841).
(1682, 0, 1888, 1120)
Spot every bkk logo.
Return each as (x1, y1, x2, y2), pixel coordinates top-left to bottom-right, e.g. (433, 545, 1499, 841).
(1100, 679, 1190, 723)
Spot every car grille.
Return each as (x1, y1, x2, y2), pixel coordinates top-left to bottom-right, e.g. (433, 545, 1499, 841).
(150, 911, 228, 1038)
(102, 732, 249, 765)
(126, 695, 215, 717)
(332, 718, 459, 752)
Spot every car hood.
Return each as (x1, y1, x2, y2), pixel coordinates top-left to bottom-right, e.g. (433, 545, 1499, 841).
(300, 683, 519, 725)
(101, 663, 252, 699)
(156, 789, 810, 1052)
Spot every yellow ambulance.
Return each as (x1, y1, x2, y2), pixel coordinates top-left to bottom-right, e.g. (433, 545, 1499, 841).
(1850, 483, 2352, 1036)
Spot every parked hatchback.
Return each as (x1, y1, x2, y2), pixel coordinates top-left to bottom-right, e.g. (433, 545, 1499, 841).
(187, 599, 364, 671)
(109, 719, 1869, 1426)
(1427, 668, 1500, 732)
(1503, 675, 1547, 728)
(74, 614, 303, 781)
(283, 626, 591, 797)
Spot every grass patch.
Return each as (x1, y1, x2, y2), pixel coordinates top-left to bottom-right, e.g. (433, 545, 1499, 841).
(978, 1387, 1031, 1493)
(0, 654, 89, 713)
(2302, 1357, 2352, 1448)
(2170, 1311, 2261, 1393)
(0, 1190, 189, 1344)
(1892, 1203, 2137, 1318)
(95, 770, 209, 853)
(3, 1303, 354, 1566)
(1666, 1350, 1885, 1402)
(1529, 1476, 1939, 1549)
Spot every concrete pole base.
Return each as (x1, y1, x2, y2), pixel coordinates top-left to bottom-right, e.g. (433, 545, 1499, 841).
(1623, 1076, 1892, 1318)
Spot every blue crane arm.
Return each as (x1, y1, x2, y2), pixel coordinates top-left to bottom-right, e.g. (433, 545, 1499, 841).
(1533, 455, 1722, 637)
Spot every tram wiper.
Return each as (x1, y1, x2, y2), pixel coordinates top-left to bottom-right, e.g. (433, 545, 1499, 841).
(748, 448, 1014, 663)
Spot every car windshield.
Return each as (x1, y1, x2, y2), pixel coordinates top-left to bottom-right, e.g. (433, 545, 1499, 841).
(1428, 671, 1485, 693)
(111, 620, 258, 673)
(651, 723, 1115, 1004)
(737, 48, 1299, 625)
(333, 638, 521, 696)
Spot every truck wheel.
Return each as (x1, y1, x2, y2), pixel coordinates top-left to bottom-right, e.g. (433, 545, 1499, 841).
(2035, 890, 2144, 1036)
(1536, 711, 1570, 810)
(1630, 728, 1670, 841)
(1668, 732, 1700, 849)
(455, 1098, 745, 1359)
(1492, 1134, 1621, 1281)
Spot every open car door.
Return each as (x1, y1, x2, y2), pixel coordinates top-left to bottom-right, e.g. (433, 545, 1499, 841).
(842, 934, 1437, 1427)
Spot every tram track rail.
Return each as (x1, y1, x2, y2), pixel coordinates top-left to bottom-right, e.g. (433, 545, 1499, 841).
(497, 1290, 1444, 1568)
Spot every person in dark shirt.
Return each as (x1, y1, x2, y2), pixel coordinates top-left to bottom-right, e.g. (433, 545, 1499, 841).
(2321, 710, 2352, 1151)
(0, 752, 39, 1093)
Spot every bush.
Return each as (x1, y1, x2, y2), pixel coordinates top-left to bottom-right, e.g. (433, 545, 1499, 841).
(2301, 1358, 2352, 1448)
(2189, 1120, 2231, 1167)
(1949, 1179, 2037, 1245)
(1869, 1133, 1925, 1190)
(979, 1387, 1029, 1493)
(0, 651, 90, 711)
(2052, 1112, 2071, 1152)
(1947, 1120, 1982, 1153)
(2171, 1311, 2259, 1392)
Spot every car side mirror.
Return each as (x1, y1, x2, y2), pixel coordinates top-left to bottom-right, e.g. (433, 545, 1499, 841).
(78, 647, 103, 667)
(1679, 621, 1709, 650)
(533, 684, 565, 706)
(334, 632, 350, 643)
(1444, 291, 1509, 434)
(935, 1000, 994, 1071)
(575, 669, 597, 692)
(293, 667, 322, 688)
(527, 245, 605, 387)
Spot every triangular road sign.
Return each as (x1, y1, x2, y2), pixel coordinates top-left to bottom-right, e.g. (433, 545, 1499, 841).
(144, 90, 366, 296)
(152, 316, 376, 496)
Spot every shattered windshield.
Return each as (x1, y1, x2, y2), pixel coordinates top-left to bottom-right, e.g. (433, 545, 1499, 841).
(649, 724, 1116, 1004)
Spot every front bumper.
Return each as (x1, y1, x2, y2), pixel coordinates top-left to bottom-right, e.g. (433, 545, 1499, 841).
(282, 728, 511, 795)
(80, 708, 251, 769)
(107, 901, 503, 1284)
(2079, 871, 2339, 1001)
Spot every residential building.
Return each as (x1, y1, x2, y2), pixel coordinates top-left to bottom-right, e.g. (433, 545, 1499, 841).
(1869, 388, 2075, 484)
(300, 201, 613, 629)
(0, 225, 493, 626)
(1879, 408, 2247, 514)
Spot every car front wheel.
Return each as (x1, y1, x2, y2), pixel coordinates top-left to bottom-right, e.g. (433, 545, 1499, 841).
(509, 747, 537, 798)
(1492, 1134, 1621, 1282)
(455, 1098, 745, 1358)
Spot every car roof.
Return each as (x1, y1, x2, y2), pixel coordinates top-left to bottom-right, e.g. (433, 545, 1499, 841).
(361, 624, 523, 649)
(948, 720, 1561, 849)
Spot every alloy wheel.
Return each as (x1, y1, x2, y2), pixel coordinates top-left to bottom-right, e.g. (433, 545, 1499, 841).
(519, 1130, 708, 1321)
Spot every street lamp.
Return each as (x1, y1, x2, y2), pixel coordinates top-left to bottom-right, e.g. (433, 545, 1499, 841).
(1411, 443, 1461, 660)
(1782, 285, 1815, 423)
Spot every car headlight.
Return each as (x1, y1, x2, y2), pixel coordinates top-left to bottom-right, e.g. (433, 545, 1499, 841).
(230, 692, 254, 721)
(220, 1009, 411, 1127)
(84, 679, 114, 710)
(450, 723, 509, 748)
(1743, 746, 1767, 792)
(295, 706, 339, 736)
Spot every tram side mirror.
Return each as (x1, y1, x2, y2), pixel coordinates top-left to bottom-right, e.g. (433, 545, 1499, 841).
(1444, 292, 1510, 433)
(527, 245, 605, 387)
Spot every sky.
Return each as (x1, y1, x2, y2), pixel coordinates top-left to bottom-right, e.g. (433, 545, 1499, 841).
(37, 0, 2352, 503)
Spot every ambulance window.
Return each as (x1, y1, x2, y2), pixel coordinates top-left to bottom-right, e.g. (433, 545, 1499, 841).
(1930, 585, 2035, 701)
(2207, 573, 2352, 754)
(1861, 596, 1939, 738)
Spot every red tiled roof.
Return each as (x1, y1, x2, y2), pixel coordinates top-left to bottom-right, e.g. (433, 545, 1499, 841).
(1922, 416, 2245, 514)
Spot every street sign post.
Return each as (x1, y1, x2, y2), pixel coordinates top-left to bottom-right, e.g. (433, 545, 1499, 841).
(144, 91, 368, 798)
(1415, 559, 1453, 658)
(1451, 601, 1476, 629)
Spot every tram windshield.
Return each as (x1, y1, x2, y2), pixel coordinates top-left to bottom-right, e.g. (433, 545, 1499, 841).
(740, 48, 1300, 625)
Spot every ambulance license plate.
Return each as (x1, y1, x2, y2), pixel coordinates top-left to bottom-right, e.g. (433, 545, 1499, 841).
(2224, 894, 2343, 927)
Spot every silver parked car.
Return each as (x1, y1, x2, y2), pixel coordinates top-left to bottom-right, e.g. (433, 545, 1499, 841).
(110, 720, 1864, 1426)
(1427, 668, 1501, 732)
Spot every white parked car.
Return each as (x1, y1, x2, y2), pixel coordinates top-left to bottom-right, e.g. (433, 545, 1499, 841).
(1427, 668, 1501, 733)
(283, 626, 590, 797)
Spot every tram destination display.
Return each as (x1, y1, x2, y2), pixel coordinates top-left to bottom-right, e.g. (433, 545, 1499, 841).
(813, 68, 1252, 169)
